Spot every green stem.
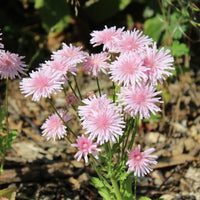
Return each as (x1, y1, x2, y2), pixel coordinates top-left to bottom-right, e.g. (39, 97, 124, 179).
(111, 176, 123, 200)
(47, 98, 76, 141)
(96, 77, 101, 97)
(0, 77, 9, 173)
(134, 176, 138, 200)
(73, 75, 82, 100)
(112, 82, 115, 103)
(68, 81, 79, 99)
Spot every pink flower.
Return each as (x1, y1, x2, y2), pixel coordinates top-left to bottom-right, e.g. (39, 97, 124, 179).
(71, 135, 101, 163)
(41, 109, 72, 141)
(78, 95, 125, 145)
(109, 52, 148, 86)
(41, 56, 77, 76)
(52, 43, 87, 66)
(66, 92, 79, 107)
(126, 145, 158, 177)
(118, 84, 163, 119)
(115, 29, 152, 53)
(82, 52, 110, 77)
(20, 68, 64, 101)
(90, 26, 124, 51)
(143, 42, 174, 85)
(0, 50, 26, 79)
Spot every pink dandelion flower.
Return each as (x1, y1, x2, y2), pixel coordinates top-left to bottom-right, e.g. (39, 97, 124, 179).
(126, 145, 158, 177)
(41, 56, 77, 76)
(115, 29, 152, 53)
(41, 109, 72, 141)
(143, 42, 174, 85)
(20, 68, 64, 101)
(109, 52, 148, 86)
(118, 84, 163, 119)
(82, 52, 110, 77)
(78, 95, 125, 145)
(90, 26, 124, 51)
(0, 50, 26, 79)
(52, 43, 87, 66)
(71, 135, 101, 163)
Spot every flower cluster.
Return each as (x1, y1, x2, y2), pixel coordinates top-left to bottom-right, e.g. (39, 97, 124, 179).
(19, 26, 174, 179)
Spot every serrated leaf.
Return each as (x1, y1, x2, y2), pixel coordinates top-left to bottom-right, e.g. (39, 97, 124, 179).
(170, 40, 189, 57)
(6, 130, 17, 151)
(90, 177, 104, 188)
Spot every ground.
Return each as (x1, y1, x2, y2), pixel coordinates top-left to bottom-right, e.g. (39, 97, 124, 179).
(0, 66, 200, 199)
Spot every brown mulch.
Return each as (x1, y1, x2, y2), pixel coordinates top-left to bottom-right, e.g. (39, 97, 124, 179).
(0, 69, 200, 200)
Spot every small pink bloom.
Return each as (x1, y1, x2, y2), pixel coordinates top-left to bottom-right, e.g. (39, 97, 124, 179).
(115, 29, 152, 53)
(78, 94, 125, 145)
(71, 135, 101, 163)
(52, 43, 87, 66)
(109, 52, 148, 86)
(118, 84, 163, 119)
(66, 92, 79, 107)
(41, 109, 72, 141)
(126, 145, 158, 177)
(0, 50, 26, 79)
(20, 68, 64, 101)
(82, 52, 110, 77)
(90, 26, 124, 51)
(143, 42, 174, 85)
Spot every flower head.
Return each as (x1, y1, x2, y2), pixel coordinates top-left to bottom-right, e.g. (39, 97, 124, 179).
(118, 84, 163, 119)
(115, 29, 152, 53)
(20, 68, 64, 101)
(0, 50, 26, 79)
(52, 43, 87, 66)
(82, 52, 110, 77)
(109, 52, 148, 86)
(66, 92, 79, 107)
(90, 26, 124, 51)
(143, 42, 174, 85)
(41, 56, 77, 76)
(126, 145, 158, 177)
(41, 109, 72, 141)
(78, 95, 125, 145)
(71, 135, 101, 163)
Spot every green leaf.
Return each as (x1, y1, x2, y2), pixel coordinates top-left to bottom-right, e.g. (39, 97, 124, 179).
(6, 130, 17, 151)
(34, 0, 70, 34)
(139, 197, 151, 200)
(144, 14, 165, 42)
(0, 187, 16, 200)
(121, 176, 134, 200)
(90, 177, 104, 188)
(162, 89, 170, 103)
(170, 40, 189, 57)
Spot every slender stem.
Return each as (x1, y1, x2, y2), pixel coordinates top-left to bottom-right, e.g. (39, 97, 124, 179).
(68, 81, 79, 99)
(96, 77, 101, 97)
(111, 176, 123, 200)
(134, 176, 138, 200)
(73, 75, 82, 100)
(112, 82, 115, 103)
(0, 77, 9, 173)
(47, 98, 76, 140)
